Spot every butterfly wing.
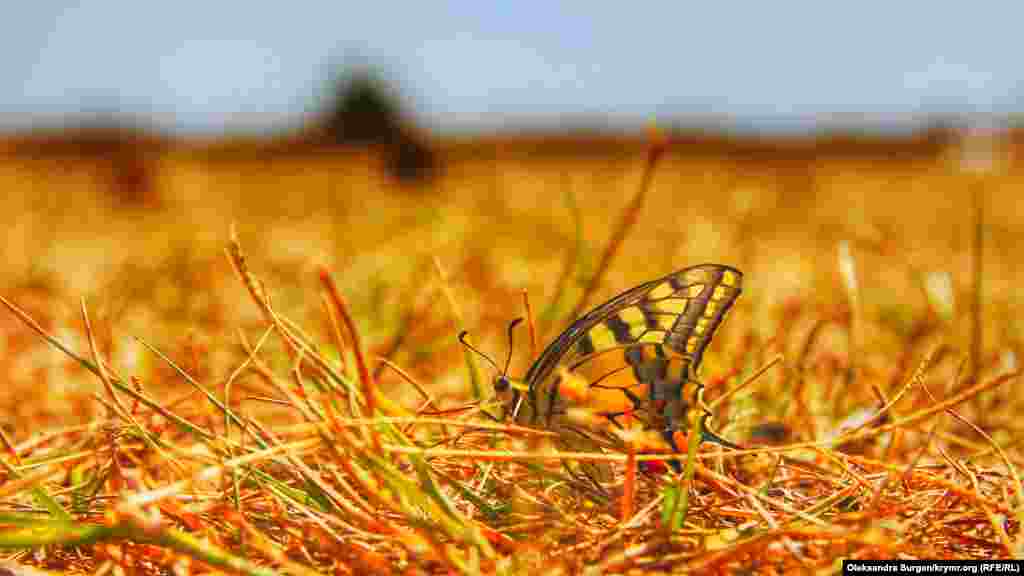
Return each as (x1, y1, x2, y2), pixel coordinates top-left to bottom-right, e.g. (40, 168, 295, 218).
(515, 264, 743, 457)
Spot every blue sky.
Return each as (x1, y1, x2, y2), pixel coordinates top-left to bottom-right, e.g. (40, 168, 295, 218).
(3, 2, 1021, 133)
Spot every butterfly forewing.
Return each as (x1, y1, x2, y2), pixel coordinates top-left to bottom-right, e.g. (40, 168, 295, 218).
(519, 264, 743, 443)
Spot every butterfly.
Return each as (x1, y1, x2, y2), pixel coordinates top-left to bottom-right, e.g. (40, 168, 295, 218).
(483, 263, 743, 480)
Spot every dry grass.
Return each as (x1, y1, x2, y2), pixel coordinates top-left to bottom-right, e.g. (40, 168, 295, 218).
(0, 128, 1022, 574)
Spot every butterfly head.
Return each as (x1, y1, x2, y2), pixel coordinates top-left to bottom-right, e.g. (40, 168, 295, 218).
(459, 318, 526, 421)
(492, 372, 515, 403)
(492, 373, 531, 421)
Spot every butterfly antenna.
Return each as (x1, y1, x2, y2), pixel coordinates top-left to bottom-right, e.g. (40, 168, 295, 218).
(503, 317, 524, 377)
(458, 330, 502, 374)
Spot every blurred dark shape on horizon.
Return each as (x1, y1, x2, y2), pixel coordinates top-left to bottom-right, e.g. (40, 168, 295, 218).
(2, 115, 167, 209)
(320, 71, 404, 145)
(179, 69, 443, 187)
(315, 70, 440, 185)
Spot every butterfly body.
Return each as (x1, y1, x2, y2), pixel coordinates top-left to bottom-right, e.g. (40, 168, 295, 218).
(496, 263, 743, 475)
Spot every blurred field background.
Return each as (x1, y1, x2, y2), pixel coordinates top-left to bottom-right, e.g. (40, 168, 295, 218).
(3, 4, 1024, 573)
(2, 114, 1020, 425)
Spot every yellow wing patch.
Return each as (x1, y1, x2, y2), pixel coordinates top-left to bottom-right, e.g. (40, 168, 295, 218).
(722, 269, 739, 286)
(651, 298, 688, 314)
(647, 282, 675, 300)
(586, 323, 618, 351)
(618, 306, 647, 326)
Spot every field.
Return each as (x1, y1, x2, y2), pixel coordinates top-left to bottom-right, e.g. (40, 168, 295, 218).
(0, 126, 1022, 574)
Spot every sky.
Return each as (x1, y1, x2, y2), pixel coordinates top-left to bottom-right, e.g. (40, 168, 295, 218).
(3, 2, 1022, 134)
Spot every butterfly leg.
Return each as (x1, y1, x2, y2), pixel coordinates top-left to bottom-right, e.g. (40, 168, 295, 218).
(660, 427, 684, 473)
(699, 414, 744, 450)
(661, 393, 742, 473)
(688, 380, 743, 450)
